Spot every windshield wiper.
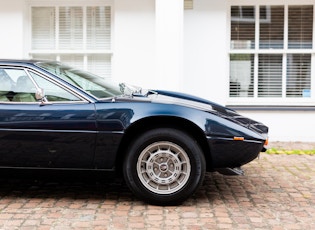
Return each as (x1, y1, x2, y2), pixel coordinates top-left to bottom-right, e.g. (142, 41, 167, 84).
(146, 90, 158, 95)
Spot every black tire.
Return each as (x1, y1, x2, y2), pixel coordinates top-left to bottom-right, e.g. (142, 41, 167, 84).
(123, 128, 205, 205)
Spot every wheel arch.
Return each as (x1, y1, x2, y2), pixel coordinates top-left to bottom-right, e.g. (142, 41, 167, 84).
(115, 116, 212, 175)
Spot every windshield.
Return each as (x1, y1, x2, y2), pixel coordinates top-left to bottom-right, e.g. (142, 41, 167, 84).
(36, 61, 122, 99)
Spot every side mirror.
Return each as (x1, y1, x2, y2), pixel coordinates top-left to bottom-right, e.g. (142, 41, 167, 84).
(35, 88, 49, 105)
(35, 88, 45, 101)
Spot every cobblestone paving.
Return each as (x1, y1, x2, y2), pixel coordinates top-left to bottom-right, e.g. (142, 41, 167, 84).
(0, 153, 314, 229)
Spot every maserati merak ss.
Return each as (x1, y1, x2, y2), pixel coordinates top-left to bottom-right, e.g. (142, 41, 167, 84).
(0, 59, 268, 205)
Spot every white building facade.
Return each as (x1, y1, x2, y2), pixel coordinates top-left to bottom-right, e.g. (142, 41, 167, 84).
(1, 0, 315, 142)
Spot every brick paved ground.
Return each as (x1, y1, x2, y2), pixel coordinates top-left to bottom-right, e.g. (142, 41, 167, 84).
(268, 141, 315, 150)
(0, 153, 314, 229)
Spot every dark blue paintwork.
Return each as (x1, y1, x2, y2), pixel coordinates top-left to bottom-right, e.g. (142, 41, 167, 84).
(0, 59, 268, 174)
(0, 103, 97, 168)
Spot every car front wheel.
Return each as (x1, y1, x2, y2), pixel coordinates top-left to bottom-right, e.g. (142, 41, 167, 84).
(123, 128, 205, 205)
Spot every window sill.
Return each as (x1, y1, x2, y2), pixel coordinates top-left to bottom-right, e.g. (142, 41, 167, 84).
(227, 105, 315, 111)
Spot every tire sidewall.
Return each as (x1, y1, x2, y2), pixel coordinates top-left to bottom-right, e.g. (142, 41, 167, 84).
(123, 128, 205, 205)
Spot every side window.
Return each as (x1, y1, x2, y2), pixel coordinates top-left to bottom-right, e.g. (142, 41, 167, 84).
(29, 72, 82, 102)
(0, 69, 14, 102)
(0, 68, 36, 102)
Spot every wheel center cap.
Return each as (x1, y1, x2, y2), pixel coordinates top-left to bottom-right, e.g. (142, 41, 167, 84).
(160, 164, 168, 172)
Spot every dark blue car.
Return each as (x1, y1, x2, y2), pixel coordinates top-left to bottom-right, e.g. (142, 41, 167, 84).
(0, 59, 268, 205)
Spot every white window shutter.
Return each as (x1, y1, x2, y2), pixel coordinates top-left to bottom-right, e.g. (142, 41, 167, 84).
(288, 6, 313, 49)
(87, 6, 111, 50)
(31, 4, 112, 79)
(230, 6, 255, 49)
(32, 7, 55, 50)
(59, 55, 84, 70)
(88, 55, 111, 79)
(258, 54, 283, 98)
(259, 6, 284, 49)
(286, 54, 311, 97)
(59, 7, 83, 49)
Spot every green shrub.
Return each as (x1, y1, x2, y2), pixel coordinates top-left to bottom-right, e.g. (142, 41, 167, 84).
(265, 148, 315, 155)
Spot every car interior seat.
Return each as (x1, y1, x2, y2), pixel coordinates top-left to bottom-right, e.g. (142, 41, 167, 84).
(0, 75, 12, 102)
(0, 93, 9, 102)
(12, 76, 36, 102)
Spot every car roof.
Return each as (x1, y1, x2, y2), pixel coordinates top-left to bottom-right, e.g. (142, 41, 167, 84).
(0, 59, 43, 65)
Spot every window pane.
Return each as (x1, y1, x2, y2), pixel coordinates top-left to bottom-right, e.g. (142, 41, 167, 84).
(13, 75, 37, 102)
(288, 6, 313, 49)
(258, 54, 283, 97)
(231, 6, 241, 18)
(242, 6, 255, 19)
(59, 7, 83, 49)
(88, 54, 111, 79)
(0, 69, 27, 102)
(59, 55, 84, 70)
(32, 7, 55, 50)
(59, 54, 111, 79)
(231, 6, 255, 49)
(259, 6, 284, 49)
(229, 54, 254, 97)
(286, 54, 311, 97)
(30, 72, 81, 102)
(87, 6, 111, 49)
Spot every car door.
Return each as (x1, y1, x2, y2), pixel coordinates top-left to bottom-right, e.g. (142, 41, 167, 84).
(0, 67, 97, 169)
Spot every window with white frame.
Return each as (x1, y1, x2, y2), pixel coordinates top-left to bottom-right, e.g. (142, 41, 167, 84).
(229, 4, 314, 105)
(30, 3, 112, 79)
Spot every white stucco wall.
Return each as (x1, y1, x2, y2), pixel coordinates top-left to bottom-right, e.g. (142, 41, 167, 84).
(184, 0, 228, 105)
(238, 110, 315, 142)
(113, 0, 156, 89)
(0, 0, 26, 59)
(114, 0, 184, 91)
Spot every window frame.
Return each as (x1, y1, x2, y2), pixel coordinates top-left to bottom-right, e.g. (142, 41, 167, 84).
(0, 66, 90, 104)
(26, 0, 114, 78)
(228, 1, 315, 106)
(231, 5, 271, 23)
(27, 67, 94, 103)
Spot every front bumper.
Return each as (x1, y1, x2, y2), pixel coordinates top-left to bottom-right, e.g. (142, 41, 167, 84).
(207, 137, 265, 169)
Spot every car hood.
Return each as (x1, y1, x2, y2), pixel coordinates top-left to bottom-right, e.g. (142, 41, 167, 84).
(147, 90, 269, 135)
(150, 90, 229, 113)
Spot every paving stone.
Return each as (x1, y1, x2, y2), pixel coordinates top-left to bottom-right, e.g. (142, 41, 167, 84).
(0, 153, 313, 229)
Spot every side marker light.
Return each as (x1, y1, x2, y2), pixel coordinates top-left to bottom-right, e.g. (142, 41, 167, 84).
(233, 136, 244, 141)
